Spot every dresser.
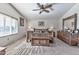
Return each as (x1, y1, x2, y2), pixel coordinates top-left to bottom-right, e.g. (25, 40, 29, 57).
(57, 31, 78, 46)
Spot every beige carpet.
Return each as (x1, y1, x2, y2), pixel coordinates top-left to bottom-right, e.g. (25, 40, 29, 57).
(6, 38, 79, 55)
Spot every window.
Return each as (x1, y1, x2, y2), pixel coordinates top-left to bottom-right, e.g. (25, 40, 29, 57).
(0, 14, 18, 37)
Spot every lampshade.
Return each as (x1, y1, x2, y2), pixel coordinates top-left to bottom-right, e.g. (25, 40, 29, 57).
(50, 27, 53, 29)
(28, 25, 34, 31)
(28, 25, 31, 29)
(48, 27, 54, 31)
(75, 30, 78, 34)
(64, 26, 68, 29)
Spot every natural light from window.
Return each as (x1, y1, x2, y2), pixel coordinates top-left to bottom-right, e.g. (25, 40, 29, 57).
(0, 14, 18, 37)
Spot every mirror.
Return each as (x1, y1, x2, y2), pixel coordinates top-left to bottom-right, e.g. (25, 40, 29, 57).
(63, 14, 77, 31)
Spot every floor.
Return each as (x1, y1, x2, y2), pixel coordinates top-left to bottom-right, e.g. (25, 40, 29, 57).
(6, 37, 25, 53)
(6, 37, 79, 55)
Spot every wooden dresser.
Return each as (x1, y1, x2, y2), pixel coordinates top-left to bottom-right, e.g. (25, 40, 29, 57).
(57, 31, 78, 46)
(77, 33, 79, 45)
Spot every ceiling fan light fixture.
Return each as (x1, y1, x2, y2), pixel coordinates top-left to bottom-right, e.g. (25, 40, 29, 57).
(32, 3, 56, 14)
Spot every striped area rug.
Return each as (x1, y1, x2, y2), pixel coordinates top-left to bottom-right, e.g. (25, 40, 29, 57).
(6, 42, 54, 55)
(6, 38, 79, 55)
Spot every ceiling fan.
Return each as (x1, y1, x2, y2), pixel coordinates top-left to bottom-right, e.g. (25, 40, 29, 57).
(32, 3, 56, 14)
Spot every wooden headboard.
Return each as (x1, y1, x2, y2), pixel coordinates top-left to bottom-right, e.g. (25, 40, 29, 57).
(34, 28, 48, 33)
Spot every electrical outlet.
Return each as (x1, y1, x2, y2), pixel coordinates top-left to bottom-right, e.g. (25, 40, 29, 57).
(8, 38, 9, 40)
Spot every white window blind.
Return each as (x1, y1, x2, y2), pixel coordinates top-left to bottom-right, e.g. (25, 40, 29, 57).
(0, 14, 18, 37)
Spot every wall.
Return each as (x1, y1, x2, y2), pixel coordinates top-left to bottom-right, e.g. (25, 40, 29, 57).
(58, 4, 79, 30)
(28, 18, 58, 30)
(0, 3, 27, 46)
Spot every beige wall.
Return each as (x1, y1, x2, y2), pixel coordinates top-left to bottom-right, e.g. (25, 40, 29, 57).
(28, 18, 59, 31)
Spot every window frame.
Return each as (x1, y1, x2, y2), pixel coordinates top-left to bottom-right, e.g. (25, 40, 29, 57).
(0, 12, 18, 37)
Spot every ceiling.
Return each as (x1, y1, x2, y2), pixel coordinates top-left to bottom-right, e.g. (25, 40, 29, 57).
(12, 3, 75, 20)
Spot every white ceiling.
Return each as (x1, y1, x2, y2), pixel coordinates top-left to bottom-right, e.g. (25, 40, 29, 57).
(12, 3, 75, 20)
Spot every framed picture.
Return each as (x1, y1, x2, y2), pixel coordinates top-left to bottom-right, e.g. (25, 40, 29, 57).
(20, 17, 24, 26)
(38, 21, 44, 26)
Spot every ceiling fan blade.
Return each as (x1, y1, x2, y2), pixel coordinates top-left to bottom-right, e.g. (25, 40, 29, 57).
(51, 3, 56, 5)
(37, 3, 42, 8)
(45, 4, 52, 9)
(50, 8, 54, 11)
(37, 3, 44, 9)
(32, 9, 41, 11)
(39, 10, 43, 14)
(41, 5, 44, 9)
(44, 10, 50, 13)
(45, 3, 56, 9)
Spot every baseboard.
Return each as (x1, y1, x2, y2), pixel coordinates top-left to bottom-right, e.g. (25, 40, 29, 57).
(3, 34, 26, 47)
